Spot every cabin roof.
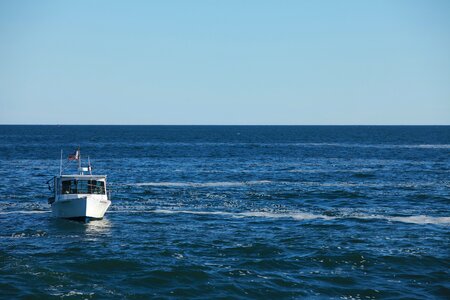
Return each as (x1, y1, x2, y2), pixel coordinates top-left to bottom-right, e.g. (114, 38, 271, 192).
(58, 174, 107, 179)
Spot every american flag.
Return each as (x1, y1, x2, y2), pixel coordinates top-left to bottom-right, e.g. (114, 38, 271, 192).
(68, 149, 79, 161)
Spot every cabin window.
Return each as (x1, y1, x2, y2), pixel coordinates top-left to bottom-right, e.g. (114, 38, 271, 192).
(62, 181, 72, 194)
(61, 180, 105, 194)
(89, 180, 105, 194)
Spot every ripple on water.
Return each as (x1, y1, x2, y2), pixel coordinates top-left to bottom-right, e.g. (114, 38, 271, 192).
(1, 125, 449, 298)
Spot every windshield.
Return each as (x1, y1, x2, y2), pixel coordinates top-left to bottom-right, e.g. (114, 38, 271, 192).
(61, 179, 105, 195)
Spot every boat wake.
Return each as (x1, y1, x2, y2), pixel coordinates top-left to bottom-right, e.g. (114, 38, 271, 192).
(153, 209, 334, 220)
(0, 210, 50, 215)
(129, 180, 272, 187)
(2, 208, 448, 225)
(359, 214, 450, 225)
(109, 209, 450, 225)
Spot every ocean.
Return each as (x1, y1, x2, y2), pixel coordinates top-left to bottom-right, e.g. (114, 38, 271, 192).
(0, 125, 449, 299)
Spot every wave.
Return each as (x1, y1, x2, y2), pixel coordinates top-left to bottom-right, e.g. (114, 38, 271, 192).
(0, 210, 50, 215)
(345, 214, 450, 225)
(237, 211, 335, 220)
(142, 142, 449, 149)
(126, 179, 449, 190)
(111, 209, 450, 225)
(110, 208, 333, 221)
(289, 143, 450, 149)
(382, 215, 450, 225)
(2, 209, 448, 226)
(129, 180, 272, 187)
(140, 209, 335, 221)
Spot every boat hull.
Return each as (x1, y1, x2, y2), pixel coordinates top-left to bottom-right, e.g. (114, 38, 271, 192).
(51, 196, 111, 219)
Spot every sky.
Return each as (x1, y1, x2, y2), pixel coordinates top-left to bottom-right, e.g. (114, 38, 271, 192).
(0, 0, 449, 125)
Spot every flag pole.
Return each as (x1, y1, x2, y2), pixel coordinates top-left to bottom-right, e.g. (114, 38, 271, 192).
(60, 149, 63, 176)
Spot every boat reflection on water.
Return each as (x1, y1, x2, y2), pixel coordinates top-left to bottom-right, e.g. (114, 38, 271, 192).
(83, 218, 112, 235)
(49, 217, 112, 237)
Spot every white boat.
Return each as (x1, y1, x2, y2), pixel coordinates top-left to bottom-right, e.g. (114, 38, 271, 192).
(48, 149, 111, 222)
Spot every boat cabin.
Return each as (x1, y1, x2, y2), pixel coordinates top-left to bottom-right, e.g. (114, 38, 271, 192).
(49, 175, 108, 204)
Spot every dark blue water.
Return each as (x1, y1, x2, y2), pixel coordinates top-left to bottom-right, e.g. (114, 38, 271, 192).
(0, 126, 449, 299)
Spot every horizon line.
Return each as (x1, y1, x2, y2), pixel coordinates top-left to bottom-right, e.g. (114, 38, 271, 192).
(1, 124, 449, 126)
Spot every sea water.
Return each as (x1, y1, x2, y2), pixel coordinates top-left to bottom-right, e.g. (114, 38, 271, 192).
(0, 125, 449, 299)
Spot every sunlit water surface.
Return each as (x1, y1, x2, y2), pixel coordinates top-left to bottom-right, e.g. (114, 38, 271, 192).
(0, 126, 449, 299)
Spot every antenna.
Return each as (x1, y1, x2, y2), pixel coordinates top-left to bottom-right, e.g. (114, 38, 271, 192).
(78, 146, 82, 175)
(88, 156, 92, 175)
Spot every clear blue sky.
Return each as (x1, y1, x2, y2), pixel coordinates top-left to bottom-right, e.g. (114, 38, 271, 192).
(0, 0, 449, 125)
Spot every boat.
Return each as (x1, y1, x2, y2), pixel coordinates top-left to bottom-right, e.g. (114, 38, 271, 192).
(47, 148, 111, 222)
